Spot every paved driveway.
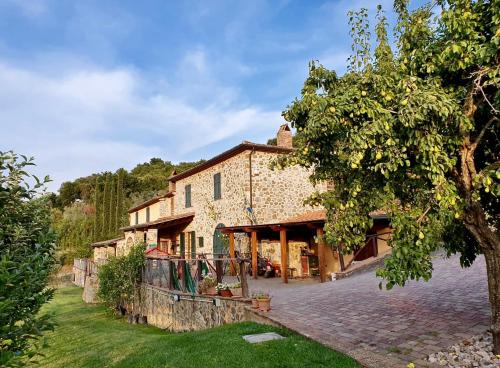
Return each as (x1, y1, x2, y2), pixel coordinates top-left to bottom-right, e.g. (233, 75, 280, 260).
(251, 254, 490, 367)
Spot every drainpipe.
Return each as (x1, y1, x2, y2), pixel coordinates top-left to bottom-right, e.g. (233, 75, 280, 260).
(249, 147, 255, 209)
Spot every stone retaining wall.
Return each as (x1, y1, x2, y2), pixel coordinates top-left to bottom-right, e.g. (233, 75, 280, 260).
(83, 275, 99, 304)
(135, 284, 257, 332)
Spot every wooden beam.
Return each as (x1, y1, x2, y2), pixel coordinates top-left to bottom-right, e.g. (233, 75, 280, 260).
(229, 232, 236, 275)
(280, 228, 288, 283)
(270, 225, 281, 232)
(251, 231, 258, 279)
(317, 227, 327, 283)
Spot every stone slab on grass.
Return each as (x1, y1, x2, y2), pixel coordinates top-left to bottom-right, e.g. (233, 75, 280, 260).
(243, 332, 285, 344)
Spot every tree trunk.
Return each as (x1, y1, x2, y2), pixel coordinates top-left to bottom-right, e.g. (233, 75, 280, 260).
(464, 203, 500, 354)
(483, 248, 500, 354)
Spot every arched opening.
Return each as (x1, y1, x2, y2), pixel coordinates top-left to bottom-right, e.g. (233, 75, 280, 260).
(213, 223, 228, 258)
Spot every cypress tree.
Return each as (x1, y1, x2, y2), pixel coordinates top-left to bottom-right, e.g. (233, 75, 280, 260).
(102, 173, 111, 240)
(109, 175, 117, 237)
(93, 176, 103, 241)
(116, 169, 125, 229)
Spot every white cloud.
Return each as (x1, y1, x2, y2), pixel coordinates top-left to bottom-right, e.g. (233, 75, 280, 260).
(0, 59, 281, 191)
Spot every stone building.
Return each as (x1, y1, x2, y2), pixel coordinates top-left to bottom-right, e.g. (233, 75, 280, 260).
(92, 124, 391, 282)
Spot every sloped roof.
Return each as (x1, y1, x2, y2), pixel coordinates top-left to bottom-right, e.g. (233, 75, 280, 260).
(128, 194, 165, 213)
(120, 212, 195, 231)
(145, 247, 170, 258)
(283, 209, 327, 224)
(91, 237, 124, 248)
(168, 141, 294, 183)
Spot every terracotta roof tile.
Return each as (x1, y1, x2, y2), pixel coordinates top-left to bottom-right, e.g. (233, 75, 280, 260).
(120, 212, 195, 231)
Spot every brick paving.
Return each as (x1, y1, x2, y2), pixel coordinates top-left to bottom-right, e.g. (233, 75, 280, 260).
(250, 254, 490, 367)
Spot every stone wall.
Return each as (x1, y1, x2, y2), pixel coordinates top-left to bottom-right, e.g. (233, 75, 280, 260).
(173, 151, 252, 255)
(83, 275, 99, 304)
(136, 284, 252, 332)
(251, 150, 325, 224)
(73, 258, 87, 287)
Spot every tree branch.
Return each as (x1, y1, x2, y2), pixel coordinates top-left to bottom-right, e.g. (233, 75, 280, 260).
(470, 116, 499, 154)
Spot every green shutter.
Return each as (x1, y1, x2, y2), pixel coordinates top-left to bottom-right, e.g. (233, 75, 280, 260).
(180, 233, 185, 257)
(191, 231, 196, 258)
(146, 207, 150, 222)
(135, 212, 138, 224)
(214, 173, 221, 200)
(198, 237, 204, 248)
(185, 185, 191, 207)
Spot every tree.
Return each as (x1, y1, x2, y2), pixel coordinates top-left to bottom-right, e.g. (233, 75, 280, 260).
(281, 0, 499, 352)
(101, 173, 111, 240)
(93, 176, 103, 241)
(0, 151, 56, 366)
(108, 175, 117, 237)
(116, 169, 126, 230)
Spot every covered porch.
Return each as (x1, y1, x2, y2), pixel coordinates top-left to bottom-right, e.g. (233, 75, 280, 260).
(220, 210, 391, 284)
(120, 212, 195, 257)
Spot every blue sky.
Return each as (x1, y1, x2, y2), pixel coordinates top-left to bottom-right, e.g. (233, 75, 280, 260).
(0, 0, 422, 191)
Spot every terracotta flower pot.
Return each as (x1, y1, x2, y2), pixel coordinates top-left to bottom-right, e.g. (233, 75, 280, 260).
(258, 298, 271, 312)
(230, 288, 242, 297)
(219, 289, 233, 298)
(204, 286, 217, 295)
(251, 298, 259, 309)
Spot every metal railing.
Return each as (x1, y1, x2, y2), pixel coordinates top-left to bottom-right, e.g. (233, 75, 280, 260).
(142, 254, 250, 297)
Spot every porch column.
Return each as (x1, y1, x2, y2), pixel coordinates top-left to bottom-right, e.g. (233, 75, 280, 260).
(317, 227, 327, 283)
(229, 232, 236, 275)
(279, 228, 288, 283)
(251, 231, 258, 279)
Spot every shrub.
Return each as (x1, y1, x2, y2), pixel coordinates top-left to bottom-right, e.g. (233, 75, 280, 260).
(0, 151, 56, 367)
(97, 243, 145, 312)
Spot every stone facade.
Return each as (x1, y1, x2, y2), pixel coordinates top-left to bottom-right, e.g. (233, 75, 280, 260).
(112, 139, 325, 259)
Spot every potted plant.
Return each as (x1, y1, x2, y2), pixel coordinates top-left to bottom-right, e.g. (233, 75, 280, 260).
(199, 275, 217, 295)
(229, 282, 242, 297)
(215, 283, 233, 297)
(256, 292, 271, 312)
(251, 292, 260, 309)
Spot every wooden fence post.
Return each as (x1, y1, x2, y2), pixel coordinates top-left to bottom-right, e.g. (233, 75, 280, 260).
(215, 257, 223, 284)
(240, 261, 249, 298)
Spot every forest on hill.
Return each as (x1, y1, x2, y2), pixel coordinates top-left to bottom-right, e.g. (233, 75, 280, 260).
(50, 158, 204, 264)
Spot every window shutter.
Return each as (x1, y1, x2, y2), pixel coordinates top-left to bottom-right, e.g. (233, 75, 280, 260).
(214, 173, 221, 200)
(146, 207, 150, 222)
(185, 185, 191, 207)
(198, 237, 204, 248)
(180, 233, 185, 257)
(135, 212, 138, 225)
(191, 231, 196, 258)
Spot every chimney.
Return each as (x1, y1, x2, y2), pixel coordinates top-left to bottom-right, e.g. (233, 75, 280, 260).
(277, 124, 293, 148)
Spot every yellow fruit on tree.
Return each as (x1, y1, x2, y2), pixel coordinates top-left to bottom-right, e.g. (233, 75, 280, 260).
(376, 152, 382, 160)
(418, 231, 425, 240)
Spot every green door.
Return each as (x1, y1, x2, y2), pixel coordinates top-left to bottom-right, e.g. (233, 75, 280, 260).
(213, 223, 227, 258)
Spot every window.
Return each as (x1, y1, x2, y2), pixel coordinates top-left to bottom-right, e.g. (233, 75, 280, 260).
(179, 233, 185, 257)
(135, 212, 138, 225)
(214, 173, 221, 200)
(185, 184, 192, 207)
(190, 231, 196, 258)
(198, 236, 204, 248)
(146, 207, 150, 222)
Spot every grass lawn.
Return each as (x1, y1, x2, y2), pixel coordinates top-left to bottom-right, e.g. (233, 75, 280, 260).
(35, 286, 360, 368)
